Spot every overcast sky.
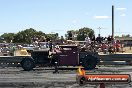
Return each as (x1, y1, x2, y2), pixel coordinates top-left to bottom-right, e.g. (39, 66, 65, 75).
(0, 0, 131, 37)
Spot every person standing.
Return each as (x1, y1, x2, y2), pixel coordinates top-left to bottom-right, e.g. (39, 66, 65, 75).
(49, 40, 52, 51)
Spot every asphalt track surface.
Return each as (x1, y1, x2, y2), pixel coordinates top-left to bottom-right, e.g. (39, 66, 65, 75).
(0, 66, 132, 88)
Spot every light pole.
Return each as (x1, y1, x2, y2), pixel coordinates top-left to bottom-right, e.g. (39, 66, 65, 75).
(97, 27, 107, 37)
(97, 27, 101, 36)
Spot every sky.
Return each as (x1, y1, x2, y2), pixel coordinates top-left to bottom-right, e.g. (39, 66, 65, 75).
(0, 0, 131, 37)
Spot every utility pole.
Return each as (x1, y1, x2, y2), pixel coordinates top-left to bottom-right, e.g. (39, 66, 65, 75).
(112, 5, 114, 39)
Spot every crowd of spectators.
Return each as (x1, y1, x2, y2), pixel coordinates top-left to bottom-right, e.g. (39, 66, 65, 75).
(84, 35, 121, 53)
(0, 34, 122, 56)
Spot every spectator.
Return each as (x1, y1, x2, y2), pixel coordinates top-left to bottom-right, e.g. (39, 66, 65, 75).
(101, 43, 107, 53)
(107, 35, 112, 43)
(114, 40, 121, 52)
(85, 36, 91, 45)
(91, 35, 96, 43)
(96, 34, 102, 43)
(49, 40, 52, 51)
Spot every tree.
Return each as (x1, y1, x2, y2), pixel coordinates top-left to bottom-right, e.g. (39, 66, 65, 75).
(66, 27, 95, 41)
(45, 33, 59, 42)
(66, 30, 78, 40)
(13, 28, 45, 44)
(68, 31, 72, 40)
(122, 34, 131, 37)
(0, 37, 4, 43)
(115, 36, 120, 38)
(0, 33, 15, 43)
(33, 31, 46, 42)
(77, 27, 94, 41)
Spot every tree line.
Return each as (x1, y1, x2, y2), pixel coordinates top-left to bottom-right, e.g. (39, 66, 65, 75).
(0, 27, 95, 44)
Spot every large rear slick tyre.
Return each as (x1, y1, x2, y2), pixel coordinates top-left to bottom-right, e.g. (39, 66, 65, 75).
(82, 55, 98, 70)
(21, 58, 35, 71)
